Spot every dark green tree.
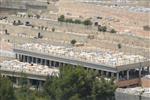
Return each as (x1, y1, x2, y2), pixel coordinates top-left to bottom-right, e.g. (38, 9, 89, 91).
(44, 66, 117, 100)
(98, 26, 107, 32)
(65, 18, 73, 23)
(70, 39, 77, 45)
(110, 29, 117, 33)
(117, 43, 122, 49)
(0, 76, 16, 100)
(52, 27, 55, 32)
(58, 15, 65, 22)
(83, 19, 93, 26)
(74, 19, 82, 24)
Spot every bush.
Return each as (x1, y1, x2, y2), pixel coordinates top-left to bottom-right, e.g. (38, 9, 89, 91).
(71, 39, 77, 45)
(98, 26, 107, 32)
(118, 43, 122, 49)
(65, 18, 73, 23)
(83, 19, 92, 26)
(110, 29, 117, 33)
(52, 27, 55, 32)
(74, 19, 82, 24)
(36, 14, 40, 19)
(58, 15, 65, 22)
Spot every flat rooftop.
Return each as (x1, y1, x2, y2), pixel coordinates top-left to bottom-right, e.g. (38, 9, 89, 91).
(0, 60, 59, 76)
(15, 43, 149, 67)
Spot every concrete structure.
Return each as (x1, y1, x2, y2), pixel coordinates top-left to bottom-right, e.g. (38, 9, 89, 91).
(13, 43, 150, 87)
(0, 60, 59, 89)
(115, 87, 150, 100)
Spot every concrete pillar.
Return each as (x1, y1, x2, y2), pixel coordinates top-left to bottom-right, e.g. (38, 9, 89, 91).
(139, 68, 142, 77)
(36, 58, 38, 64)
(101, 71, 104, 76)
(106, 71, 109, 77)
(27, 79, 30, 86)
(16, 78, 19, 85)
(127, 70, 129, 80)
(44, 60, 46, 66)
(38, 81, 42, 91)
(49, 61, 52, 67)
(111, 72, 114, 77)
(58, 62, 61, 67)
(117, 72, 119, 81)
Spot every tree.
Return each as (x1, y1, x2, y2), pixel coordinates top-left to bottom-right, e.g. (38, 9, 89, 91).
(58, 15, 65, 22)
(52, 27, 55, 32)
(0, 76, 16, 100)
(117, 43, 122, 49)
(65, 18, 73, 23)
(110, 29, 117, 33)
(70, 39, 77, 45)
(36, 14, 40, 19)
(44, 66, 117, 100)
(83, 19, 92, 26)
(74, 19, 82, 24)
(92, 77, 116, 100)
(98, 26, 107, 32)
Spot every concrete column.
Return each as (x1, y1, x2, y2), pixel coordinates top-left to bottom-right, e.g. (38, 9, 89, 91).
(44, 60, 47, 66)
(111, 72, 114, 77)
(127, 70, 130, 80)
(101, 71, 104, 76)
(38, 81, 42, 91)
(58, 62, 61, 67)
(117, 72, 119, 81)
(36, 58, 38, 64)
(27, 79, 30, 86)
(16, 78, 19, 85)
(49, 61, 52, 67)
(139, 68, 142, 77)
(106, 71, 109, 77)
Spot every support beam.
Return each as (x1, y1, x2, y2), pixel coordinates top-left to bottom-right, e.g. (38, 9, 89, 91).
(36, 58, 38, 64)
(117, 72, 119, 81)
(127, 70, 129, 80)
(139, 68, 142, 78)
(111, 72, 114, 77)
